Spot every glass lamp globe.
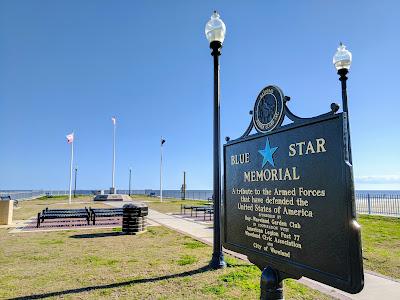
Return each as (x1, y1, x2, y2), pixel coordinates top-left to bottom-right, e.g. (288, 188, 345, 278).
(333, 42, 352, 71)
(205, 11, 226, 44)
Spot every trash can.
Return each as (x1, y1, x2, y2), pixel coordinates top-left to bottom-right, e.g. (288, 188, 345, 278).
(0, 199, 13, 225)
(122, 203, 148, 235)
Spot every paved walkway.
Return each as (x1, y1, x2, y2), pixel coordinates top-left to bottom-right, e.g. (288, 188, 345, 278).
(106, 201, 400, 300)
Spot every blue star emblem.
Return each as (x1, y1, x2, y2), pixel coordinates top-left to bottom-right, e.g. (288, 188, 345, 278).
(258, 138, 278, 168)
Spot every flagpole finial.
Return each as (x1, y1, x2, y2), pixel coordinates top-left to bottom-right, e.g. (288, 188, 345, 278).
(66, 132, 74, 144)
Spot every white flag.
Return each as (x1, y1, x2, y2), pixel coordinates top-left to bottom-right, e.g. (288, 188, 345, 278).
(111, 116, 116, 125)
(66, 133, 74, 144)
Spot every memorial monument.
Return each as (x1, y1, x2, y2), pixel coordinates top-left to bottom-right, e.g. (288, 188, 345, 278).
(94, 116, 131, 201)
(222, 44, 363, 299)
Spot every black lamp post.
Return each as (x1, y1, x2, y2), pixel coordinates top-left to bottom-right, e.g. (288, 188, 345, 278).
(205, 11, 227, 269)
(333, 42, 353, 163)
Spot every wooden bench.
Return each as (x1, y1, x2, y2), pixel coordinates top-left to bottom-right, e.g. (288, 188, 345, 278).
(181, 205, 202, 216)
(192, 206, 213, 218)
(90, 208, 123, 225)
(181, 204, 213, 217)
(37, 207, 90, 227)
(203, 207, 214, 221)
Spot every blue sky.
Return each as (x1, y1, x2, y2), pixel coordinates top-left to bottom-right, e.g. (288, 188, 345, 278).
(1, 1, 399, 190)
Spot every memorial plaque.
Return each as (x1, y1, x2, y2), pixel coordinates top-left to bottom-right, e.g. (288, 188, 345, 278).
(223, 86, 363, 294)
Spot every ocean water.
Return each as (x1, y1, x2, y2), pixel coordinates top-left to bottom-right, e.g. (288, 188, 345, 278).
(1, 189, 399, 201)
(355, 190, 400, 196)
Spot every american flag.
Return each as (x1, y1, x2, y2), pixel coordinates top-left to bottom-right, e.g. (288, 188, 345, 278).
(66, 133, 74, 144)
(111, 116, 116, 125)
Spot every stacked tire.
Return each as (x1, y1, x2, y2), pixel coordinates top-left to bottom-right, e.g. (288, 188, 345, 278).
(122, 203, 148, 235)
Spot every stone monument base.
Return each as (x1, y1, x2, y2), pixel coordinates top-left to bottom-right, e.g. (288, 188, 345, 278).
(93, 194, 132, 201)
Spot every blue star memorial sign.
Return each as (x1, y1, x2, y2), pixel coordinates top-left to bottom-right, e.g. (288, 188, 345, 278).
(258, 138, 278, 168)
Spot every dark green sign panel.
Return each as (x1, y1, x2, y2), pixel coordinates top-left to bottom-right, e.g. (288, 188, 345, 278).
(223, 113, 363, 294)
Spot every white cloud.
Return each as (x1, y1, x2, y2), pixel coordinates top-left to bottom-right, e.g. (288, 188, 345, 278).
(355, 175, 400, 184)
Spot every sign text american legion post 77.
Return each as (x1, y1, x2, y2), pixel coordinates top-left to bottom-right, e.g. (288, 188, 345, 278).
(222, 85, 364, 294)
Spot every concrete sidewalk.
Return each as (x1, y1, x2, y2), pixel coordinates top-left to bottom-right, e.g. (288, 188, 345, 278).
(106, 201, 400, 300)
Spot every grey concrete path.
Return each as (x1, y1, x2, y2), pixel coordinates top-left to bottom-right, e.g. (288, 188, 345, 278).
(106, 201, 400, 300)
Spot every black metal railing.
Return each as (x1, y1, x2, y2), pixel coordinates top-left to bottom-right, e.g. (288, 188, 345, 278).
(355, 193, 400, 216)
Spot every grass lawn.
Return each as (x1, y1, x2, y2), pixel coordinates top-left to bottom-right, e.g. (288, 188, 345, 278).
(130, 195, 211, 214)
(147, 199, 210, 214)
(358, 214, 400, 279)
(3, 196, 399, 298)
(0, 227, 332, 300)
(12, 196, 110, 220)
(0, 196, 332, 299)
(138, 198, 400, 280)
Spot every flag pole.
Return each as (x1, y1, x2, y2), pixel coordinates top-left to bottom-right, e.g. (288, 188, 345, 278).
(112, 117, 116, 194)
(160, 136, 163, 202)
(68, 132, 74, 204)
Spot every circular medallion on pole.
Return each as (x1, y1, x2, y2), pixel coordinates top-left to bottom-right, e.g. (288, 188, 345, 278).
(253, 85, 285, 133)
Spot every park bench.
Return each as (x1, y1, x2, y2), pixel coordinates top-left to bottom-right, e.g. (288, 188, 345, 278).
(89, 208, 124, 225)
(192, 206, 214, 218)
(37, 207, 90, 227)
(181, 204, 200, 216)
(204, 207, 214, 221)
(180, 204, 213, 217)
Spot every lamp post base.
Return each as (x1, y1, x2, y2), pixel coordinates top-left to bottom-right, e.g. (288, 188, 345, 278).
(260, 267, 284, 300)
(209, 252, 227, 269)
